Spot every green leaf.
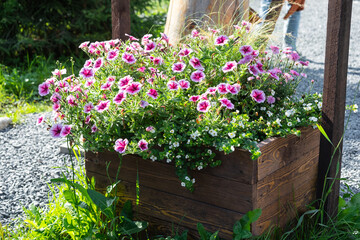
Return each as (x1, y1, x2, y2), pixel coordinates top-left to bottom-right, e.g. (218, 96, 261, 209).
(316, 124, 332, 144)
(87, 189, 116, 218)
(197, 223, 208, 240)
(233, 209, 262, 239)
(118, 217, 148, 235)
(120, 200, 133, 220)
(63, 189, 77, 204)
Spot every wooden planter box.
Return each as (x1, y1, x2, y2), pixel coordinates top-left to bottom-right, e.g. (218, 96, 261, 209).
(85, 127, 320, 239)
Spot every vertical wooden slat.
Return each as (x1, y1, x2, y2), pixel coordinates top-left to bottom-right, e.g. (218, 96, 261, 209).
(111, 0, 130, 41)
(317, 0, 353, 218)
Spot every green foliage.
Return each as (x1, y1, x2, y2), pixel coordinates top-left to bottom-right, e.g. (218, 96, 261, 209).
(233, 209, 262, 240)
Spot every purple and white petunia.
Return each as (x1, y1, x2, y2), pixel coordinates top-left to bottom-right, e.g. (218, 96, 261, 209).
(153, 57, 164, 65)
(100, 81, 114, 91)
(189, 57, 204, 70)
(122, 52, 136, 64)
(172, 62, 186, 73)
(167, 81, 179, 90)
(147, 89, 158, 99)
(52, 69, 66, 77)
(107, 49, 119, 61)
(206, 87, 217, 95)
(144, 41, 156, 52)
(93, 58, 103, 70)
(189, 95, 200, 102)
(84, 102, 94, 113)
(91, 124, 98, 133)
(125, 82, 142, 95)
(95, 100, 110, 112)
(140, 100, 149, 108)
(248, 65, 260, 76)
(238, 54, 253, 65)
(113, 91, 126, 104)
(222, 61, 237, 73)
(197, 100, 211, 112)
(50, 93, 61, 103)
(118, 75, 133, 88)
(50, 124, 63, 138)
(227, 84, 240, 95)
(217, 83, 229, 94)
(79, 67, 95, 79)
(85, 79, 95, 88)
(60, 125, 72, 137)
(219, 98, 234, 109)
(214, 35, 229, 46)
(138, 139, 148, 151)
(52, 103, 60, 111)
(190, 70, 205, 82)
(178, 79, 190, 89)
(267, 96, 276, 104)
(37, 115, 45, 125)
(239, 45, 253, 56)
(250, 89, 266, 103)
(85, 115, 91, 124)
(38, 82, 50, 96)
(179, 48, 193, 57)
(67, 95, 77, 106)
(114, 138, 129, 153)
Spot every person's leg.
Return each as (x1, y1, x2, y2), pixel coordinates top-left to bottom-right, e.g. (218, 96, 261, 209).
(284, 3, 301, 51)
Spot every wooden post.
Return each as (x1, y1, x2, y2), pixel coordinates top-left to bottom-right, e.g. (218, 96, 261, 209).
(317, 0, 353, 218)
(111, 0, 130, 41)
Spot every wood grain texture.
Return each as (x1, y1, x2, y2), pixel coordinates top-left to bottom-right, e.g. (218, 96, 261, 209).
(318, 0, 353, 218)
(85, 127, 320, 237)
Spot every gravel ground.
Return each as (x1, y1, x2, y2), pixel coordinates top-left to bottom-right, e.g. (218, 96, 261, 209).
(1, 0, 359, 227)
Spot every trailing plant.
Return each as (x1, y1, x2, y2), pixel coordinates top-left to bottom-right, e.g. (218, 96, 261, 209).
(38, 22, 321, 190)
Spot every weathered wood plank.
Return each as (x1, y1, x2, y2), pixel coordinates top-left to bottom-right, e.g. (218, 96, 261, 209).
(111, 0, 130, 40)
(88, 171, 239, 239)
(258, 128, 320, 181)
(317, 0, 352, 218)
(85, 153, 253, 214)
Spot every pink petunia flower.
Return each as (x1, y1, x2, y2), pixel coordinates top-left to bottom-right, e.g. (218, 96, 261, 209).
(239, 45, 254, 55)
(95, 100, 110, 112)
(100, 81, 114, 91)
(206, 87, 217, 95)
(250, 89, 266, 103)
(288, 51, 300, 61)
(172, 62, 186, 73)
(60, 125, 72, 137)
(167, 81, 179, 90)
(84, 102, 94, 113)
(153, 57, 163, 65)
(53, 103, 60, 111)
(190, 70, 205, 82)
(93, 58, 103, 70)
(46, 77, 56, 85)
(270, 45, 280, 54)
(144, 41, 156, 52)
(140, 100, 149, 108)
(50, 124, 63, 138)
(267, 96, 276, 104)
(85, 115, 91, 125)
(147, 77, 155, 84)
(141, 34, 153, 45)
(191, 29, 199, 38)
(217, 83, 229, 94)
(208, 27, 219, 34)
(222, 61, 237, 73)
(147, 89, 158, 99)
(248, 65, 260, 76)
(113, 91, 126, 104)
(122, 52, 136, 64)
(50, 93, 61, 103)
(67, 95, 77, 106)
(107, 49, 119, 61)
(214, 35, 229, 46)
(178, 79, 190, 89)
(79, 41, 90, 49)
(107, 76, 116, 82)
(197, 100, 211, 112)
(227, 84, 240, 95)
(125, 33, 139, 41)
(189, 57, 204, 70)
(52, 69, 66, 77)
(118, 75, 133, 88)
(238, 54, 253, 65)
(268, 68, 282, 80)
(219, 98, 234, 109)
(38, 82, 50, 96)
(138, 139, 148, 151)
(79, 67, 95, 79)
(299, 61, 309, 66)
(290, 70, 300, 76)
(137, 67, 146, 72)
(189, 95, 200, 102)
(125, 82, 142, 94)
(160, 32, 169, 43)
(179, 48, 193, 57)
(91, 124, 98, 133)
(146, 126, 155, 132)
(85, 79, 95, 88)
(37, 115, 44, 125)
(283, 73, 293, 82)
(114, 138, 129, 153)
(256, 61, 265, 73)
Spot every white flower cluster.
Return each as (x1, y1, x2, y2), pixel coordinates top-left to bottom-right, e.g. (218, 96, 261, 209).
(303, 103, 313, 111)
(285, 108, 296, 117)
(228, 132, 236, 138)
(150, 155, 157, 161)
(190, 130, 200, 139)
(267, 111, 273, 117)
(173, 142, 179, 147)
(309, 117, 318, 122)
(209, 129, 218, 137)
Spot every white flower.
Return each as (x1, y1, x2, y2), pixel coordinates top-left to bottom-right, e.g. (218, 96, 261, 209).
(187, 139, 191, 144)
(275, 118, 282, 126)
(353, 104, 358, 113)
(287, 122, 292, 126)
(169, 145, 173, 149)
(150, 129, 155, 133)
(260, 107, 266, 111)
(185, 176, 190, 181)
(228, 132, 236, 139)
(192, 178, 196, 183)
(197, 166, 203, 170)
(207, 149, 212, 154)
(209, 129, 218, 137)
(239, 122, 245, 128)
(231, 118, 236, 124)
(204, 126, 209, 131)
(150, 155, 157, 161)
(318, 102, 322, 109)
(309, 117, 318, 122)
(300, 99, 304, 103)
(185, 154, 189, 159)
(285, 109, 295, 117)
(173, 142, 179, 147)
(176, 155, 181, 158)
(166, 158, 172, 163)
(297, 118, 301, 122)
(181, 182, 186, 187)
(241, 133, 246, 137)
(165, 152, 170, 157)
(271, 89, 275, 95)
(267, 111, 273, 117)
(170, 129, 175, 133)
(230, 146, 235, 151)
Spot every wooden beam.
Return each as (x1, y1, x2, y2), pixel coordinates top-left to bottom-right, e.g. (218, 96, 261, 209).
(111, 0, 130, 41)
(317, 0, 353, 218)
